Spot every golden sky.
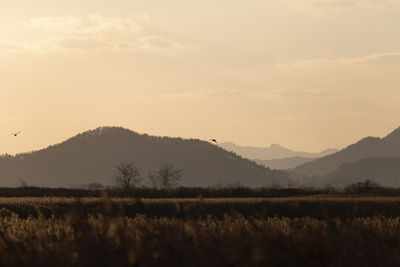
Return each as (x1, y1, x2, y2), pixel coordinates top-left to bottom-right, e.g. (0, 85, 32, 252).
(1, 0, 400, 154)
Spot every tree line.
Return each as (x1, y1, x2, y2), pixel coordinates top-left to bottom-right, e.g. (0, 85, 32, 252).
(114, 161, 183, 192)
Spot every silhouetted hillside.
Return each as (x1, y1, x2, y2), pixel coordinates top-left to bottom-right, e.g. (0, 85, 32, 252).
(254, 157, 316, 170)
(0, 127, 290, 187)
(293, 127, 400, 176)
(322, 157, 400, 187)
(219, 142, 337, 160)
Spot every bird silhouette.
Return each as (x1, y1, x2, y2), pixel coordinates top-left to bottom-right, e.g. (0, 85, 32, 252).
(209, 139, 218, 143)
(11, 131, 21, 137)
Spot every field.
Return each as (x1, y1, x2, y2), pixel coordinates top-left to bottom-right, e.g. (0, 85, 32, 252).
(1, 196, 400, 266)
(3, 196, 400, 218)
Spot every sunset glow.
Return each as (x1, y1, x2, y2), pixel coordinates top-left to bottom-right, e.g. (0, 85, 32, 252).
(2, 0, 400, 154)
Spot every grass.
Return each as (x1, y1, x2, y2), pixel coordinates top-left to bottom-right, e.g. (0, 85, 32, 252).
(1, 183, 400, 198)
(1, 196, 400, 218)
(0, 212, 400, 266)
(0, 196, 399, 266)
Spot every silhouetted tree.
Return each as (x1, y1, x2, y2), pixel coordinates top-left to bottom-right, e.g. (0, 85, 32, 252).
(148, 163, 183, 191)
(344, 179, 381, 194)
(115, 161, 142, 191)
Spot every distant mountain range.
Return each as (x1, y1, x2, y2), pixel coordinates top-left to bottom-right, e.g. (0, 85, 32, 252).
(291, 127, 400, 187)
(293, 127, 400, 177)
(219, 142, 338, 161)
(322, 157, 400, 187)
(219, 142, 337, 169)
(254, 157, 317, 170)
(3, 126, 399, 188)
(0, 127, 290, 187)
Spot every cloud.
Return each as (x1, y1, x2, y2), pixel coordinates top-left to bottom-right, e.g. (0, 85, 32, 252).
(272, 52, 400, 98)
(273, 87, 337, 99)
(137, 36, 183, 50)
(296, 0, 400, 10)
(157, 88, 255, 100)
(55, 37, 111, 50)
(23, 16, 84, 33)
(361, 53, 400, 65)
(0, 15, 183, 53)
(156, 87, 336, 103)
(0, 41, 31, 51)
(274, 53, 400, 71)
(21, 15, 141, 35)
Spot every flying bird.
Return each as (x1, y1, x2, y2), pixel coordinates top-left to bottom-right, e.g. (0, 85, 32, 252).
(209, 139, 218, 144)
(11, 131, 21, 137)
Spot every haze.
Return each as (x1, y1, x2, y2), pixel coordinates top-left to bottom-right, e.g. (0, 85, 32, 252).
(1, 0, 400, 154)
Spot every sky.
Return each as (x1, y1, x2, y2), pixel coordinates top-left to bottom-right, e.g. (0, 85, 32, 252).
(1, 0, 400, 154)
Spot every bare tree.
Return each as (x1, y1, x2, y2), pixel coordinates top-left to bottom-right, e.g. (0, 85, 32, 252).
(148, 163, 183, 191)
(115, 161, 142, 191)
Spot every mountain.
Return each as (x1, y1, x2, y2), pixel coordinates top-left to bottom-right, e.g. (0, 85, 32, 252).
(219, 142, 337, 160)
(254, 157, 317, 170)
(293, 127, 400, 177)
(321, 157, 400, 187)
(0, 127, 290, 187)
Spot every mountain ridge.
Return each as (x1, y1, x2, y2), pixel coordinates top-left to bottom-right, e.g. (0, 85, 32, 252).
(319, 157, 400, 187)
(254, 157, 317, 170)
(0, 127, 290, 187)
(293, 127, 400, 177)
(219, 142, 338, 160)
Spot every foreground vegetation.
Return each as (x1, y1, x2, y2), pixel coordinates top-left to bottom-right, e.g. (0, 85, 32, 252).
(0, 189, 399, 266)
(3, 197, 400, 219)
(0, 180, 397, 198)
(1, 210, 400, 267)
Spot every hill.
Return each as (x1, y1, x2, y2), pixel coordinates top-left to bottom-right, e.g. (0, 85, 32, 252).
(219, 142, 337, 160)
(293, 127, 400, 176)
(320, 157, 400, 187)
(254, 157, 316, 170)
(0, 127, 290, 187)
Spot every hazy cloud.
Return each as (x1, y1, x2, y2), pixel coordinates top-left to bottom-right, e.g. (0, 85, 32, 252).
(297, 0, 400, 10)
(1, 1, 399, 154)
(0, 15, 183, 53)
(0, 41, 31, 51)
(23, 16, 85, 33)
(157, 87, 337, 102)
(272, 52, 400, 108)
(274, 53, 400, 71)
(156, 89, 250, 100)
(273, 88, 337, 99)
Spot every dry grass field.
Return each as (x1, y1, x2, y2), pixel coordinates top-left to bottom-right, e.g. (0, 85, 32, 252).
(0, 197, 400, 266)
(1, 196, 400, 218)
